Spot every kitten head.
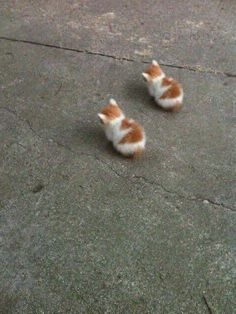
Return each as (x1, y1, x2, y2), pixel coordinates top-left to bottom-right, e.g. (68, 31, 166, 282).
(142, 60, 163, 82)
(98, 98, 123, 124)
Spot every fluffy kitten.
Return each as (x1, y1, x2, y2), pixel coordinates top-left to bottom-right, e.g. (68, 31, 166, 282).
(142, 60, 183, 111)
(98, 99, 146, 157)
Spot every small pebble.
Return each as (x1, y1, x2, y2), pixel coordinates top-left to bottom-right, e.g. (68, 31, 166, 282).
(32, 183, 44, 193)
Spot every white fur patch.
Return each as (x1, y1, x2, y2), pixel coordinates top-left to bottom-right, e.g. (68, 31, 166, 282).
(148, 75, 167, 98)
(115, 137, 146, 156)
(142, 73, 149, 81)
(98, 113, 106, 121)
(109, 98, 117, 106)
(158, 92, 184, 108)
(152, 60, 158, 66)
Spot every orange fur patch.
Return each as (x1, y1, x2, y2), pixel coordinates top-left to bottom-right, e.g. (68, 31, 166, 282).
(101, 104, 122, 120)
(169, 103, 182, 112)
(125, 148, 144, 159)
(161, 77, 173, 86)
(119, 120, 143, 144)
(160, 82, 181, 99)
(120, 118, 133, 130)
(133, 148, 143, 157)
(144, 64, 162, 79)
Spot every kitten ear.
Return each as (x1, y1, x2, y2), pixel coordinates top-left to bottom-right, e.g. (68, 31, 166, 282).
(142, 73, 150, 82)
(98, 113, 107, 124)
(152, 60, 158, 66)
(109, 98, 118, 106)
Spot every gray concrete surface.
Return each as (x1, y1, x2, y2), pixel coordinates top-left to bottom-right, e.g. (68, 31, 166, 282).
(0, 1, 235, 313)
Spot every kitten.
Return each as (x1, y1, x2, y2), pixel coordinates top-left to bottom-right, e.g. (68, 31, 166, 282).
(98, 99, 146, 157)
(142, 60, 183, 112)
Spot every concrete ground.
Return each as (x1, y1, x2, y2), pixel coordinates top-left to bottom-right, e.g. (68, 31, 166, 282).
(0, 1, 235, 313)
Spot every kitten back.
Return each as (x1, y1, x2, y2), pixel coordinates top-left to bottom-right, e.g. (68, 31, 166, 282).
(119, 118, 144, 144)
(143, 60, 184, 111)
(160, 81, 181, 99)
(99, 100, 146, 158)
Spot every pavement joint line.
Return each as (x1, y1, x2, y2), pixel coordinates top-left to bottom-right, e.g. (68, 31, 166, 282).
(203, 294, 214, 314)
(2, 106, 235, 212)
(1, 36, 235, 78)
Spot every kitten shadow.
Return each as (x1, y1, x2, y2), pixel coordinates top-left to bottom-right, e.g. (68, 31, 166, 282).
(125, 80, 162, 111)
(74, 121, 154, 161)
(74, 121, 104, 146)
(125, 80, 182, 116)
(125, 80, 149, 103)
(75, 122, 146, 160)
(74, 120, 124, 159)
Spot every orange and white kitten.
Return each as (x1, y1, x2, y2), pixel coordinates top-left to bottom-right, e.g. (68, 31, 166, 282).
(98, 99, 146, 157)
(142, 60, 183, 111)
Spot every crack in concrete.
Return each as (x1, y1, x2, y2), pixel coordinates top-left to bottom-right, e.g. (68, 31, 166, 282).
(203, 294, 214, 314)
(1, 106, 235, 212)
(132, 175, 235, 212)
(1, 107, 44, 140)
(0, 36, 235, 78)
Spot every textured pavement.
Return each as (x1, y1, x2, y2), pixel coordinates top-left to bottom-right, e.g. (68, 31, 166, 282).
(0, 1, 236, 313)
